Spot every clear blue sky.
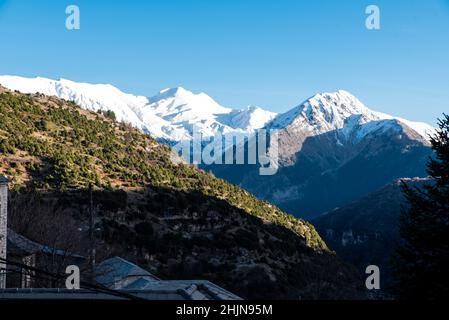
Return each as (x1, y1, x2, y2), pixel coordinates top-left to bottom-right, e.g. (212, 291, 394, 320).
(0, 0, 448, 124)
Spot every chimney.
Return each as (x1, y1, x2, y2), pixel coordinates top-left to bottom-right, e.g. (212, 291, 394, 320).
(0, 175, 8, 289)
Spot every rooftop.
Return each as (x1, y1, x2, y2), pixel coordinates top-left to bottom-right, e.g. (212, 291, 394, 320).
(7, 228, 85, 260)
(95, 257, 241, 300)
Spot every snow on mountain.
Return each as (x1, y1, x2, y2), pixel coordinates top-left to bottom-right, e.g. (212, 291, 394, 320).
(144, 87, 233, 139)
(0, 75, 277, 141)
(149, 87, 232, 117)
(268, 90, 435, 142)
(0, 75, 434, 145)
(373, 112, 435, 141)
(224, 106, 277, 132)
(0, 75, 161, 134)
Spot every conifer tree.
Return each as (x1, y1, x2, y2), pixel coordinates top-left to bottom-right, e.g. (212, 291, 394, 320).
(394, 114, 449, 299)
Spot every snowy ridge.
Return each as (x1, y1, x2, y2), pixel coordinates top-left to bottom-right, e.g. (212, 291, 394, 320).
(0, 75, 276, 141)
(268, 90, 435, 141)
(0, 75, 434, 144)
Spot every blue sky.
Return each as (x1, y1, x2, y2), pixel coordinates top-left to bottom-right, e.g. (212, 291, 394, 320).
(0, 0, 448, 124)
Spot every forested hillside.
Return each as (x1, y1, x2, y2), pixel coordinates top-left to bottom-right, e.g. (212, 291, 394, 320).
(0, 87, 362, 299)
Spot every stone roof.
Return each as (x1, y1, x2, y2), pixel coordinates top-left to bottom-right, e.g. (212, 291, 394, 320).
(95, 256, 160, 289)
(0, 286, 241, 300)
(95, 256, 241, 300)
(7, 229, 42, 256)
(7, 228, 85, 260)
(120, 279, 242, 300)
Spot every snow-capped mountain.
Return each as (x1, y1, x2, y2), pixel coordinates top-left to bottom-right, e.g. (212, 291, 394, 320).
(269, 90, 434, 143)
(0, 75, 434, 147)
(0, 75, 276, 142)
(210, 91, 435, 219)
(142, 86, 277, 140)
(264, 90, 435, 165)
(0, 74, 437, 219)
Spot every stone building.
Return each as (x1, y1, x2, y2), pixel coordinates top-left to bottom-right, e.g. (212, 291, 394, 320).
(0, 257, 242, 300)
(6, 228, 85, 288)
(0, 175, 8, 288)
(0, 175, 85, 288)
(94, 256, 241, 300)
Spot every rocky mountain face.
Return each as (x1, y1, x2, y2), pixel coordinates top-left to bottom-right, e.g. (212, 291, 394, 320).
(0, 86, 363, 299)
(312, 178, 430, 289)
(210, 91, 434, 219)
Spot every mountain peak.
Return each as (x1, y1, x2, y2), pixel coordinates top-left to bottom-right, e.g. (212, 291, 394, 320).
(268, 89, 376, 131)
(158, 86, 190, 96)
(312, 89, 355, 98)
(268, 89, 434, 142)
(151, 86, 218, 106)
(305, 90, 371, 114)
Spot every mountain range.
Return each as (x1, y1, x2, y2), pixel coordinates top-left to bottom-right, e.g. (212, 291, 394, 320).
(0, 75, 435, 220)
(0, 75, 276, 143)
(0, 75, 433, 144)
(210, 91, 435, 219)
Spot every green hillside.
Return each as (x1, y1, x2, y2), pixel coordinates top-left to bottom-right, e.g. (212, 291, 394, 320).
(0, 87, 362, 299)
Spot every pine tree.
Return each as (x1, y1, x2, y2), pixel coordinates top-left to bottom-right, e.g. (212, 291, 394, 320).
(393, 114, 449, 299)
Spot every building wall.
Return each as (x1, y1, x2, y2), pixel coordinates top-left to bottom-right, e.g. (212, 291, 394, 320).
(0, 179, 8, 288)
